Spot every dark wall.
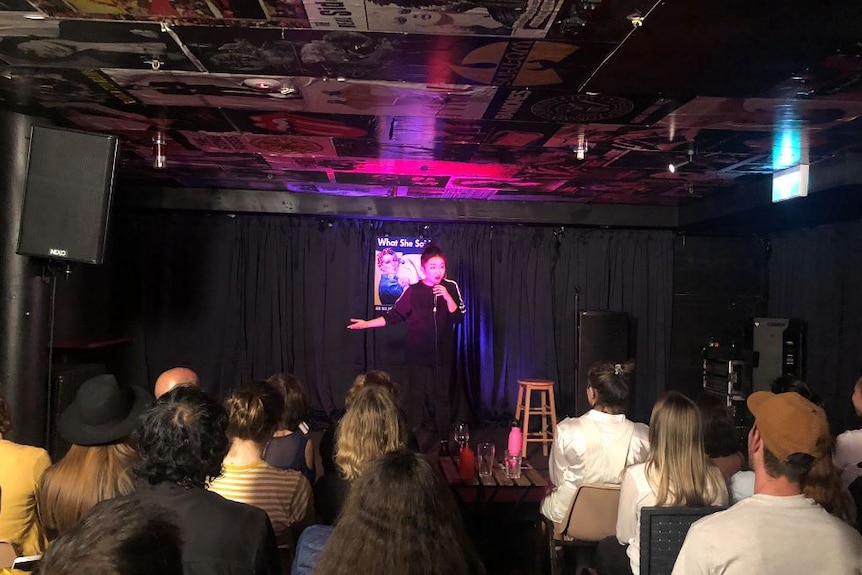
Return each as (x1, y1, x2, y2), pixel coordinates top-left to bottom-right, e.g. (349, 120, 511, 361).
(768, 218, 862, 434)
(668, 235, 769, 399)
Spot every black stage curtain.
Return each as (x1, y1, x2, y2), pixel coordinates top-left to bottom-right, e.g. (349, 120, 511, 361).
(768, 219, 862, 433)
(126, 213, 673, 423)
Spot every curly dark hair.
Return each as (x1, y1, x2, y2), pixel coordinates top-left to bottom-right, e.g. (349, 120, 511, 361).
(135, 386, 228, 488)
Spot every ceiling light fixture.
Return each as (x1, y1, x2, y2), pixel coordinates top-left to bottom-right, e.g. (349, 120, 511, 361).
(668, 142, 695, 173)
(573, 131, 588, 160)
(153, 131, 167, 169)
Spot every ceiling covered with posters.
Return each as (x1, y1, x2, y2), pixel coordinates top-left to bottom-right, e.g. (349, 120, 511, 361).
(0, 0, 861, 211)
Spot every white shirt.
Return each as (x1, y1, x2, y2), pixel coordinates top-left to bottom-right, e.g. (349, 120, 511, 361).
(835, 428, 862, 488)
(673, 494, 862, 574)
(617, 462, 728, 575)
(540, 410, 650, 524)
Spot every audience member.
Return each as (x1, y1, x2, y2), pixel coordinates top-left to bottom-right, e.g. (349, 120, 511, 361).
(312, 449, 485, 575)
(37, 374, 150, 540)
(318, 370, 404, 474)
(541, 361, 649, 527)
(38, 497, 182, 575)
(263, 373, 315, 482)
(674, 391, 862, 574)
(835, 375, 862, 489)
(803, 447, 855, 525)
(772, 374, 821, 405)
(153, 366, 199, 399)
(209, 380, 314, 547)
(118, 386, 281, 574)
(0, 392, 51, 556)
(697, 393, 745, 482)
(598, 391, 727, 575)
(314, 385, 406, 525)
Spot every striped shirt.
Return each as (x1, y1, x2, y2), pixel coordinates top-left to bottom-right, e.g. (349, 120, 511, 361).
(209, 460, 313, 541)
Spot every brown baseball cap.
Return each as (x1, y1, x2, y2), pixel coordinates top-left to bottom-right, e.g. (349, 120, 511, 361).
(747, 391, 830, 461)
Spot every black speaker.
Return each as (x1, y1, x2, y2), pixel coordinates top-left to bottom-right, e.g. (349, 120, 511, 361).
(746, 317, 806, 393)
(17, 126, 119, 264)
(577, 311, 629, 415)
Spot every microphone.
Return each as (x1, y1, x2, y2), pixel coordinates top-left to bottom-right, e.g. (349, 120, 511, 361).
(433, 292, 438, 312)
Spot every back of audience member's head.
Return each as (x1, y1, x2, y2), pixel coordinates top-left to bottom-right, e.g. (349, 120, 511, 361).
(647, 391, 725, 507)
(154, 366, 199, 399)
(335, 385, 405, 481)
(748, 391, 831, 485)
(135, 386, 229, 488)
(39, 497, 182, 575)
(39, 374, 149, 540)
(587, 360, 634, 414)
(803, 442, 854, 523)
(344, 370, 399, 410)
(315, 449, 484, 575)
(0, 391, 12, 435)
(851, 375, 862, 417)
(38, 443, 137, 540)
(696, 393, 740, 458)
(225, 380, 283, 445)
(267, 373, 308, 432)
(771, 375, 821, 405)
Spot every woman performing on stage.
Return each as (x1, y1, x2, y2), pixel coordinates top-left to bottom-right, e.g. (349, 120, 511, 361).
(348, 243, 465, 444)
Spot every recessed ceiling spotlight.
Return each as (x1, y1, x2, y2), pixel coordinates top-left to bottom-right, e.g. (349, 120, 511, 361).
(243, 78, 283, 92)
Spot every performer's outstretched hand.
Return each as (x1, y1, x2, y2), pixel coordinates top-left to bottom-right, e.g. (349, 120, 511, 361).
(348, 318, 368, 330)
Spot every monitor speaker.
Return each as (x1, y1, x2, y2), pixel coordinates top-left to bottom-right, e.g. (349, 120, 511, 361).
(17, 126, 119, 264)
(577, 311, 630, 416)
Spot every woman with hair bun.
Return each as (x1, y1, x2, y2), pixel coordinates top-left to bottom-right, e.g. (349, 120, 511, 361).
(209, 380, 313, 547)
(541, 360, 650, 528)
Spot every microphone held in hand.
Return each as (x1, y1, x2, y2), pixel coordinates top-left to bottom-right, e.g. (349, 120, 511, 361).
(433, 293, 438, 312)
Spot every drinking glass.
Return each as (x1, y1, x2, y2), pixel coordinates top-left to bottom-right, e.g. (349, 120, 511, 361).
(477, 442, 495, 477)
(504, 450, 522, 480)
(453, 422, 470, 450)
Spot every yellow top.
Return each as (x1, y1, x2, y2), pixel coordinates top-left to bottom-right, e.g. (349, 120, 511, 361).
(0, 439, 51, 556)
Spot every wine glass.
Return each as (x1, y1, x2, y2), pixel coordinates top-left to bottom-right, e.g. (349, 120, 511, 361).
(453, 422, 470, 450)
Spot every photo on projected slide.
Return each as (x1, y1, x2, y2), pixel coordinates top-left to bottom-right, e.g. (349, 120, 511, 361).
(373, 236, 431, 312)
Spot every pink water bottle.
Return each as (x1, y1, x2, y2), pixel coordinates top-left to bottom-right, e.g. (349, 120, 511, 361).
(507, 422, 522, 456)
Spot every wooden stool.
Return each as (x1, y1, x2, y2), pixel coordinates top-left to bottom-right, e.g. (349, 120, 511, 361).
(514, 379, 558, 458)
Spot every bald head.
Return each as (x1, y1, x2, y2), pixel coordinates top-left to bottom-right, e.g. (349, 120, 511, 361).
(154, 367, 200, 399)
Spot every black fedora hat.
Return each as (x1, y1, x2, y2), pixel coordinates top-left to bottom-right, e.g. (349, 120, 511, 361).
(58, 374, 153, 446)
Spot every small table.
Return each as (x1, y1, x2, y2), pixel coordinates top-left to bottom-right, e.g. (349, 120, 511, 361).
(439, 456, 548, 573)
(438, 455, 547, 505)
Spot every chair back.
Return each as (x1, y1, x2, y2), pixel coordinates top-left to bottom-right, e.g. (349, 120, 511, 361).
(556, 483, 621, 543)
(639, 505, 726, 575)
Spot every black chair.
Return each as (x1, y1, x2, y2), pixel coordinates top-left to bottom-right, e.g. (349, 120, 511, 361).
(639, 505, 726, 575)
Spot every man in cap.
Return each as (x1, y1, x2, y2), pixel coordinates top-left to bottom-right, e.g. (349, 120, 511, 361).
(673, 391, 862, 574)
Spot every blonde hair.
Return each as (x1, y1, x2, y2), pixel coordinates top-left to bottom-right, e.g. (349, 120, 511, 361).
(646, 391, 725, 507)
(335, 385, 405, 481)
(38, 443, 137, 540)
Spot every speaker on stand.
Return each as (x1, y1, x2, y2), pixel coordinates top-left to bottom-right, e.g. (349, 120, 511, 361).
(16, 125, 119, 449)
(576, 311, 630, 416)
